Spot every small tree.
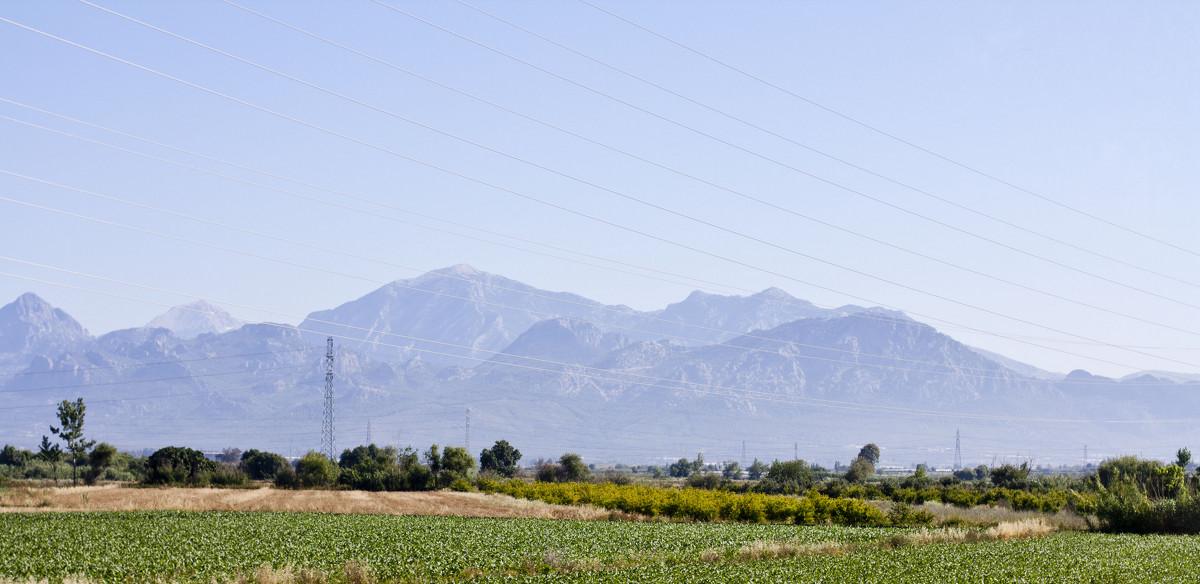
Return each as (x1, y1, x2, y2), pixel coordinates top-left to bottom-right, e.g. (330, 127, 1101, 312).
(146, 446, 218, 486)
(216, 447, 242, 465)
(296, 451, 339, 488)
(38, 436, 63, 485)
(558, 453, 591, 483)
(857, 443, 881, 465)
(51, 398, 95, 486)
(479, 440, 522, 478)
(747, 458, 767, 481)
(845, 456, 875, 483)
(240, 449, 290, 481)
(83, 442, 117, 485)
(0, 445, 31, 467)
(721, 460, 742, 480)
(437, 446, 475, 487)
(989, 463, 1031, 490)
(1176, 447, 1191, 469)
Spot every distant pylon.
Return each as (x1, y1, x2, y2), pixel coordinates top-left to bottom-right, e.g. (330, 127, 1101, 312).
(366, 418, 373, 445)
(465, 406, 472, 454)
(954, 429, 962, 470)
(321, 337, 335, 461)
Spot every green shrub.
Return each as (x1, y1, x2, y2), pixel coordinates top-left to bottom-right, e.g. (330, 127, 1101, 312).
(145, 447, 218, 486)
(240, 449, 290, 481)
(296, 451, 339, 488)
(274, 466, 298, 489)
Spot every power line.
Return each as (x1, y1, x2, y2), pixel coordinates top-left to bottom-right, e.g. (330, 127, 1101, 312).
(4, 105, 1195, 354)
(3, 167, 1119, 375)
(0, 363, 311, 394)
(454, 0, 1200, 294)
(363, 1, 1200, 313)
(574, 0, 1200, 260)
(4, 181, 1190, 373)
(36, 7, 1200, 355)
(0, 347, 312, 379)
(0, 198, 1170, 380)
(0, 38, 1189, 374)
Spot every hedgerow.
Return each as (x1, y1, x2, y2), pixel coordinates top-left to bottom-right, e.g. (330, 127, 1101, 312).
(477, 479, 922, 527)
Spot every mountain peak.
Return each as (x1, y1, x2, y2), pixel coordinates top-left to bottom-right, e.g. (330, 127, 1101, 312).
(0, 293, 91, 354)
(146, 300, 242, 339)
(437, 264, 483, 277)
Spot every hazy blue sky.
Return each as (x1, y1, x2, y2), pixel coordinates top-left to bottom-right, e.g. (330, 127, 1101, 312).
(1, 1, 1197, 378)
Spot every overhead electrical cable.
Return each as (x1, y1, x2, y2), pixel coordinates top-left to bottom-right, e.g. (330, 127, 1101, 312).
(5, 13, 1194, 370)
(4, 167, 1181, 374)
(575, 0, 1200, 260)
(453, 0, 1200, 293)
(0, 379, 322, 411)
(0, 363, 311, 394)
(0, 347, 312, 379)
(0, 186, 1179, 375)
(362, 0, 1200, 312)
(3, 106, 1193, 354)
(193, 6, 1200, 334)
(4, 103, 1143, 351)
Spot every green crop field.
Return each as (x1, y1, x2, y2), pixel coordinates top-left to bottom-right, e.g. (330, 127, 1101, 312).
(2, 511, 1198, 583)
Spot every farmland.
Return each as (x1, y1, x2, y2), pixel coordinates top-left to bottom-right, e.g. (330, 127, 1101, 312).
(2, 509, 1199, 583)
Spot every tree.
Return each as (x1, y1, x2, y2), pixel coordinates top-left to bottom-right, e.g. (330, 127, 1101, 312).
(756, 459, 815, 493)
(721, 460, 742, 480)
(857, 443, 881, 465)
(296, 451, 339, 488)
(989, 463, 1031, 490)
(216, 447, 242, 465)
(83, 442, 117, 485)
(558, 453, 591, 483)
(424, 444, 442, 475)
(479, 440, 522, 478)
(845, 456, 875, 483)
(0, 445, 31, 467)
(668, 457, 692, 478)
(240, 449, 290, 481)
(51, 398, 95, 486)
(146, 446, 218, 486)
(1176, 447, 1191, 469)
(439, 447, 475, 479)
(37, 436, 63, 485)
(747, 458, 767, 481)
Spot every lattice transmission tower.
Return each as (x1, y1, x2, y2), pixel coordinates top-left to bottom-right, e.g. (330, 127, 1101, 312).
(954, 429, 962, 470)
(321, 337, 335, 460)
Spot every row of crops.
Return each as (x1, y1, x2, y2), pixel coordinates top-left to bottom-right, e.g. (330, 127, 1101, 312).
(2, 511, 1199, 583)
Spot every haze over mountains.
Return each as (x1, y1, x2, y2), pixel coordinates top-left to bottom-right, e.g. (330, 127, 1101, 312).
(1, 265, 1194, 466)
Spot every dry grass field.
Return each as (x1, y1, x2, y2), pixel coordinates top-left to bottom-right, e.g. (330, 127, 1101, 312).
(0, 484, 613, 520)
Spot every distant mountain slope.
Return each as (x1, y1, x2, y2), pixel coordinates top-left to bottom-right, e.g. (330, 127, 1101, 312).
(2, 269, 1198, 466)
(296, 264, 636, 366)
(0, 293, 91, 357)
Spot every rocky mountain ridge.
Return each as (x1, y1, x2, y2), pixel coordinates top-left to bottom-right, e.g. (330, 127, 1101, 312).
(1, 265, 1194, 466)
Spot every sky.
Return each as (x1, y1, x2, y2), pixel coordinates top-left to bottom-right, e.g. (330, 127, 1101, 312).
(1, 1, 1198, 379)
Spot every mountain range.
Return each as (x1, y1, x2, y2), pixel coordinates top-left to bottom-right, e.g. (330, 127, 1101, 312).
(1, 265, 1194, 467)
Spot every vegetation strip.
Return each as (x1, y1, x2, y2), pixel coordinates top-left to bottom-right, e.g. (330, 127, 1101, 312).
(0, 510, 1064, 584)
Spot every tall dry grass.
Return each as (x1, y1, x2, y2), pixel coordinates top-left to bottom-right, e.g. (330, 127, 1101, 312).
(0, 484, 611, 520)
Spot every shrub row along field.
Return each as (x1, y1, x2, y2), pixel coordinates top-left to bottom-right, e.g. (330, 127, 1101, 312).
(2, 511, 1200, 583)
(477, 478, 933, 526)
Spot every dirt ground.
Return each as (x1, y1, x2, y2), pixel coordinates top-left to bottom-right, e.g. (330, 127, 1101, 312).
(0, 484, 611, 520)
